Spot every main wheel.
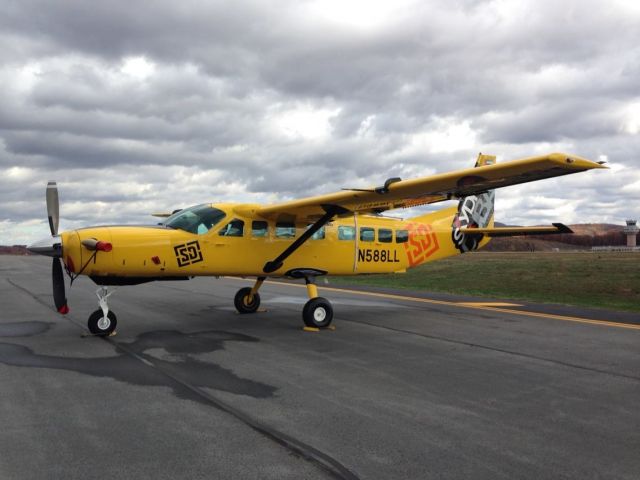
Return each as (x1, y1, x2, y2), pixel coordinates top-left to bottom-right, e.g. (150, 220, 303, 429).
(234, 287, 261, 314)
(302, 297, 333, 328)
(87, 310, 117, 336)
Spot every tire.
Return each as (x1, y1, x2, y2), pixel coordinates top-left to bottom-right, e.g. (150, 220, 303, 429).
(88, 310, 117, 336)
(302, 297, 333, 328)
(234, 287, 261, 314)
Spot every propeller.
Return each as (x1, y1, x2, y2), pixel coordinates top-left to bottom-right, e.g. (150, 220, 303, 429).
(52, 255, 69, 314)
(47, 182, 68, 314)
(27, 182, 69, 314)
(46, 181, 59, 236)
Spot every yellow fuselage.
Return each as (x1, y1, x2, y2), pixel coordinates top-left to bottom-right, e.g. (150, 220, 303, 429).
(60, 203, 488, 281)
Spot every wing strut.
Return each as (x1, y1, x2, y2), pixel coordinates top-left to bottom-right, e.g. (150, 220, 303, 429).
(263, 205, 347, 274)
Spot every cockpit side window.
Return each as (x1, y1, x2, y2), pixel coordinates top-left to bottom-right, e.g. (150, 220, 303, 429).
(219, 219, 245, 237)
(163, 204, 226, 235)
(252, 221, 268, 237)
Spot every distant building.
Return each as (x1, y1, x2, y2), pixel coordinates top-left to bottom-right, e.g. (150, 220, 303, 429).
(592, 220, 640, 252)
(623, 220, 639, 247)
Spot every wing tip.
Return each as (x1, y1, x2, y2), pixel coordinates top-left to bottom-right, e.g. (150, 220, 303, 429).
(551, 222, 573, 234)
(548, 152, 609, 170)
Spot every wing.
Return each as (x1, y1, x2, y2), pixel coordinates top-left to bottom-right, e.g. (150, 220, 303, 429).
(460, 223, 573, 237)
(255, 152, 606, 222)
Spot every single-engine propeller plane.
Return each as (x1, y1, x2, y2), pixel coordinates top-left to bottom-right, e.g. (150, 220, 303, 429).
(28, 152, 605, 335)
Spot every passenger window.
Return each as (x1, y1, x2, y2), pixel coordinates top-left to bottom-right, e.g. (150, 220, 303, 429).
(396, 229, 409, 243)
(338, 226, 355, 240)
(276, 222, 296, 238)
(307, 225, 325, 240)
(219, 219, 244, 237)
(252, 221, 268, 237)
(360, 227, 375, 242)
(379, 229, 392, 243)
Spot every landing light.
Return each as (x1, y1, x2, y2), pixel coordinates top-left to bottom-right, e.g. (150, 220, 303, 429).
(81, 239, 113, 252)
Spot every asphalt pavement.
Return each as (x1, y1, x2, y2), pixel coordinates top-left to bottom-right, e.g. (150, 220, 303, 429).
(1, 256, 639, 479)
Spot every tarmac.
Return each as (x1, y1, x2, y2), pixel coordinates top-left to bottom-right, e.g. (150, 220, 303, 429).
(1, 256, 639, 479)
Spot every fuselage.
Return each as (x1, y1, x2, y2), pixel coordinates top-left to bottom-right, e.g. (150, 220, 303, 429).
(58, 202, 487, 282)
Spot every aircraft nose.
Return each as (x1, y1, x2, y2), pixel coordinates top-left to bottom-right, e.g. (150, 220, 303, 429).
(28, 235, 63, 258)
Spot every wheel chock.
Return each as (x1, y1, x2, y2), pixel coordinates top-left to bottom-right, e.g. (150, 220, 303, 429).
(81, 330, 117, 338)
(302, 325, 336, 333)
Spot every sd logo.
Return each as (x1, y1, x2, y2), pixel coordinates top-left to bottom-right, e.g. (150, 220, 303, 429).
(174, 241, 203, 267)
(404, 222, 439, 267)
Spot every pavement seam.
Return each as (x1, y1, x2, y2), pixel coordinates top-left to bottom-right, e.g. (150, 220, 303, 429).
(6, 279, 57, 313)
(154, 279, 640, 382)
(340, 317, 640, 383)
(6, 278, 360, 480)
(105, 338, 361, 480)
(226, 278, 640, 330)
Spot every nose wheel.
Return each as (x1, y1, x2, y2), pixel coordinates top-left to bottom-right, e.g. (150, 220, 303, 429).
(87, 287, 117, 336)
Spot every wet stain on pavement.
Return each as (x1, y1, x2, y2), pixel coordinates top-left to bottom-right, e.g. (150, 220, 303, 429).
(0, 321, 53, 337)
(0, 329, 276, 402)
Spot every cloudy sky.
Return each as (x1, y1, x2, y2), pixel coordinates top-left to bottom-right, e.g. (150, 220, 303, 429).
(2, 0, 640, 245)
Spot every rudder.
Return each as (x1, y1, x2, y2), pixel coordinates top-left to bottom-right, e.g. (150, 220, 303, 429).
(451, 153, 496, 253)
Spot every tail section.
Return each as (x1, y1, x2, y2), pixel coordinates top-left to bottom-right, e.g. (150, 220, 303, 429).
(452, 154, 496, 252)
(410, 153, 496, 257)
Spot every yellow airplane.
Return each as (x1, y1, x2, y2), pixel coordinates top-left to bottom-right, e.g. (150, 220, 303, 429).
(28, 152, 605, 335)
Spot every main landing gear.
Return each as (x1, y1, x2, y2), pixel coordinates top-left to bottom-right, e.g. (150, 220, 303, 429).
(301, 278, 333, 328)
(233, 276, 334, 329)
(234, 277, 264, 314)
(87, 287, 117, 336)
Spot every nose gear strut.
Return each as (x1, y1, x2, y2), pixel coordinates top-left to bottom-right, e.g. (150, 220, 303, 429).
(87, 287, 118, 336)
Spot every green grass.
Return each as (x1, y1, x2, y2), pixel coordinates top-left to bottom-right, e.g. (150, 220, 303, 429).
(330, 252, 640, 312)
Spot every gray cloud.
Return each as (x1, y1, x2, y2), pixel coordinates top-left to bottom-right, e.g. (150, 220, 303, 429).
(1, 0, 640, 244)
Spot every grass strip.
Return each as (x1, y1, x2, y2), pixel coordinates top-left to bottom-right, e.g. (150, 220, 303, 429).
(329, 252, 640, 312)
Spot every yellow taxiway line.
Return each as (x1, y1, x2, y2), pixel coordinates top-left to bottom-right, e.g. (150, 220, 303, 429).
(225, 277, 640, 331)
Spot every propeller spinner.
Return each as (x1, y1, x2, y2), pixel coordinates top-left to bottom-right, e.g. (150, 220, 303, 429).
(28, 181, 69, 314)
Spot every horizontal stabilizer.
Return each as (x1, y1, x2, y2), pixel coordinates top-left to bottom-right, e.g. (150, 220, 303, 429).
(151, 212, 172, 218)
(460, 223, 573, 237)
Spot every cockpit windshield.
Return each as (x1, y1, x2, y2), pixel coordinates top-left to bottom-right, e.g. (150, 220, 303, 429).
(162, 204, 226, 234)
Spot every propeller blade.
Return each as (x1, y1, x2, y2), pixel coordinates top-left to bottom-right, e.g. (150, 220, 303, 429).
(52, 258, 69, 314)
(46, 181, 59, 236)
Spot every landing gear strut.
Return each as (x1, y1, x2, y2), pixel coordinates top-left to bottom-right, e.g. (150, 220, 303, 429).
(233, 275, 333, 329)
(87, 287, 117, 336)
(302, 277, 333, 329)
(234, 277, 264, 314)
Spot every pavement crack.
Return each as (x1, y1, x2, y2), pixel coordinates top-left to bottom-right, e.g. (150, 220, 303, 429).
(7, 279, 56, 313)
(105, 336, 360, 480)
(6, 280, 359, 479)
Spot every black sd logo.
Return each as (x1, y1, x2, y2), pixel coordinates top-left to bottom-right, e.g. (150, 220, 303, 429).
(174, 240, 203, 267)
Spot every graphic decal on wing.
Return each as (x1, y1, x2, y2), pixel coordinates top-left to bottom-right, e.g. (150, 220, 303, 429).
(451, 191, 494, 253)
(404, 223, 439, 267)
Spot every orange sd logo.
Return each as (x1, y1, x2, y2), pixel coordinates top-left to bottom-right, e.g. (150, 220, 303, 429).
(403, 223, 439, 267)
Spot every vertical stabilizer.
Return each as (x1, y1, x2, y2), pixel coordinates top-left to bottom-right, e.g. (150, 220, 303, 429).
(451, 153, 496, 252)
